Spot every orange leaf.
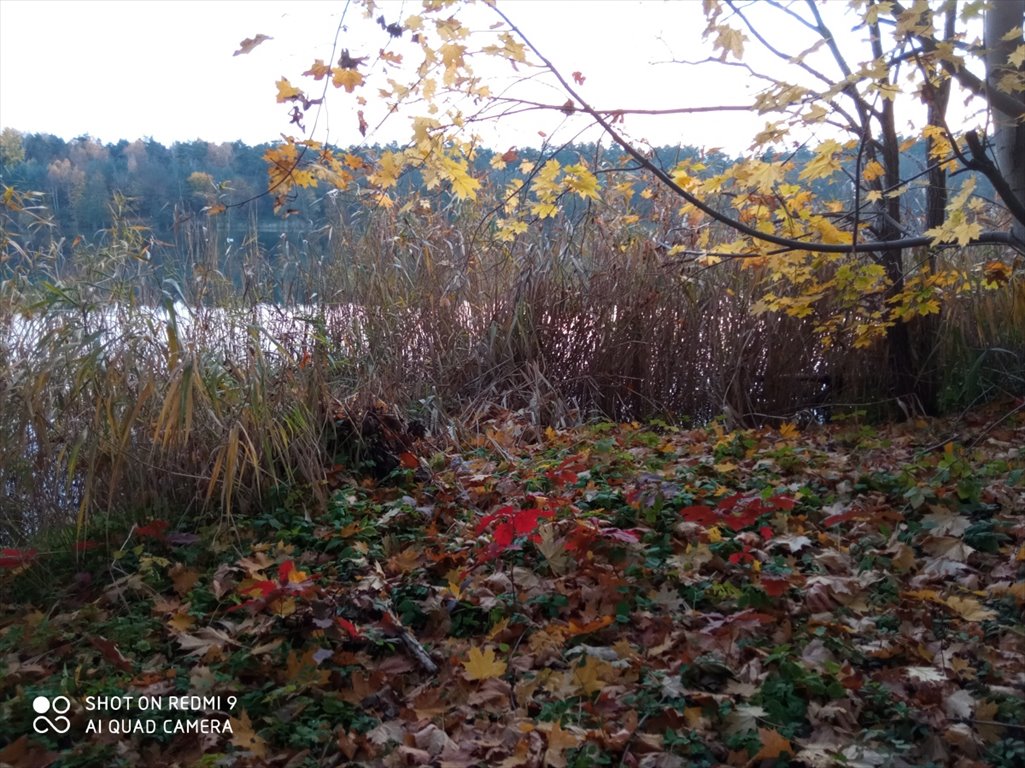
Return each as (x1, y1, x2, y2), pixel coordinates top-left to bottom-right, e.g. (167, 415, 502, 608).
(750, 728, 792, 763)
(399, 451, 419, 469)
(565, 615, 614, 636)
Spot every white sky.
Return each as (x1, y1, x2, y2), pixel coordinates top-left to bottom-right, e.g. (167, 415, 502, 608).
(0, 0, 984, 154)
(0, 0, 788, 153)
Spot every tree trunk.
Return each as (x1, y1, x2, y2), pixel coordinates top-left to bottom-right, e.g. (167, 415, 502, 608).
(986, 0, 1025, 242)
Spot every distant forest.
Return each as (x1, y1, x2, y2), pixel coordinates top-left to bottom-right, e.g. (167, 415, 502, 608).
(0, 127, 980, 263)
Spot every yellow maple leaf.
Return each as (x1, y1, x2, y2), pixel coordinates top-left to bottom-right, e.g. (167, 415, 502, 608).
(369, 150, 405, 189)
(862, 159, 885, 182)
(945, 596, 996, 622)
(230, 710, 268, 757)
(332, 67, 364, 93)
(446, 164, 480, 200)
(1008, 44, 1025, 68)
(496, 218, 528, 241)
(778, 421, 800, 439)
(563, 164, 600, 200)
(799, 139, 842, 181)
(531, 201, 559, 219)
(302, 59, 331, 80)
(571, 656, 608, 695)
(462, 645, 507, 680)
(275, 77, 302, 103)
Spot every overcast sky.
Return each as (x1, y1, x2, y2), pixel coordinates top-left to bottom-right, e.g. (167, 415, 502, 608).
(0, 0, 790, 152)
(0, 1, 975, 154)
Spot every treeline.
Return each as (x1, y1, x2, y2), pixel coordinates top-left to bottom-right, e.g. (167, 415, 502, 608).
(0, 129, 277, 243)
(0, 129, 733, 260)
(0, 126, 971, 259)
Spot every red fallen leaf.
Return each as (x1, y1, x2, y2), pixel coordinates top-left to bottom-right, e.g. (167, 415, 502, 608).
(717, 492, 744, 512)
(513, 508, 555, 536)
(493, 521, 515, 549)
(760, 576, 789, 597)
(278, 560, 295, 583)
(822, 508, 864, 527)
(241, 579, 279, 599)
(399, 451, 419, 469)
(546, 468, 578, 485)
(728, 545, 755, 564)
(136, 519, 169, 539)
(759, 525, 774, 540)
(720, 507, 761, 530)
(681, 505, 717, 526)
(545, 455, 584, 486)
(768, 495, 796, 511)
(90, 635, 134, 672)
(0, 547, 38, 568)
(475, 505, 518, 535)
(226, 599, 262, 614)
(336, 617, 362, 639)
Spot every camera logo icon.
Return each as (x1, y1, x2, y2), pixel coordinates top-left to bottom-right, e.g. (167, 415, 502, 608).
(32, 695, 72, 734)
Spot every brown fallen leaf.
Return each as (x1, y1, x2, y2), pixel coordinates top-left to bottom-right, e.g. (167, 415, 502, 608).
(89, 634, 134, 672)
(540, 720, 582, 767)
(169, 563, 199, 595)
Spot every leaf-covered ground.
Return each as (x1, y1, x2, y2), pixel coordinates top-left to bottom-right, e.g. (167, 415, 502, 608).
(2, 406, 1024, 768)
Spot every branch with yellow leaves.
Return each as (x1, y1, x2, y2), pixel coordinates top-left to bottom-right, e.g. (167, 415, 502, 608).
(488, 5, 1024, 256)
